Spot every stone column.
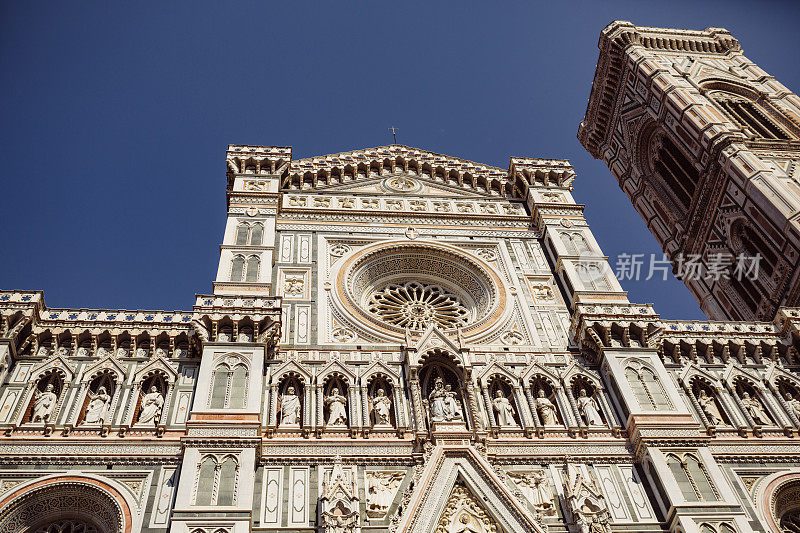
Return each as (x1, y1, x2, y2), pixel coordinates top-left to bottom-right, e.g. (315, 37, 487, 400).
(524, 386, 541, 430)
(361, 384, 370, 434)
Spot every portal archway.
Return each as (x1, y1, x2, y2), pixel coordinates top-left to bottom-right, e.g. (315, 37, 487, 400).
(0, 476, 132, 533)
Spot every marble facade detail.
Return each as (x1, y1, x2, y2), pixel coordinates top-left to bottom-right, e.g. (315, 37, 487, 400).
(1, 91, 800, 532)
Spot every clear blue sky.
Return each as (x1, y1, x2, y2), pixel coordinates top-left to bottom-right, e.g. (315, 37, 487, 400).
(1, 1, 798, 319)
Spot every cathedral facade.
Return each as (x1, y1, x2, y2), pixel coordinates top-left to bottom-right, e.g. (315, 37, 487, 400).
(1, 22, 800, 533)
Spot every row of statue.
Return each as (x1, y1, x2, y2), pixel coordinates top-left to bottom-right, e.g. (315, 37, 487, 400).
(493, 388, 604, 427)
(695, 387, 800, 426)
(279, 386, 394, 427)
(30, 384, 164, 426)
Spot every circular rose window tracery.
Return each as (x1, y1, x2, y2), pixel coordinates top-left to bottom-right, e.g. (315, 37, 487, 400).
(332, 241, 509, 342)
(367, 281, 469, 330)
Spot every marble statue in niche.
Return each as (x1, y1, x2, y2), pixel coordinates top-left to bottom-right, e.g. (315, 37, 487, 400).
(784, 391, 800, 419)
(280, 386, 301, 426)
(325, 387, 348, 426)
(697, 389, 724, 425)
(740, 391, 770, 424)
(444, 384, 464, 421)
(492, 390, 516, 426)
(371, 388, 392, 427)
(429, 378, 465, 423)
(31, 384, 58, 423)
(83, 386, 111, 424)
(577, 389, 603, 426)
(138, 386, 164, 425)
(535, 389, 558, 425)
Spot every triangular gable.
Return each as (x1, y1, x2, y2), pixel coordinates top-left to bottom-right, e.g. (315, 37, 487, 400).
(408, 326, 464, 365)
(284, 144, 513, 198)
(133, 356, 179, 384)
(477, 361, 519, 386)
(30, 353, 75, 381)
(361, 360, 400, 386)
(722, 363, 764, 389)
(765, 363, 800, 389)
(395, 445, 543, 533)
(318, 359, 357, 383)
(678, 362, 722, 388)
(82, 355, 126, 382)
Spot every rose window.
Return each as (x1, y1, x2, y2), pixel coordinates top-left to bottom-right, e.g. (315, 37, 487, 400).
(367, 281, 469, 330)
(332, 241, 508, 341)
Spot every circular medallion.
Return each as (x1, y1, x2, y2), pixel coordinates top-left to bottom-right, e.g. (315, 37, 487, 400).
(383, 176, 423, 194)
(246, 207, 259, 217)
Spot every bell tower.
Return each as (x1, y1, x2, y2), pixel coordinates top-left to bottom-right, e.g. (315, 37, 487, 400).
(580, 21, 800, 320)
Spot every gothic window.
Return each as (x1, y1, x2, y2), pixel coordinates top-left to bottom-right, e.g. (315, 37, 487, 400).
(709, 89, 792, 141)
(250, 223, 263, 246)
(209, 362, 248, 409)
(216, 456, 238, 506)
(195, 456, 217, 506)
(625, 364, 672, 410)
(245, 256, 260, 282)
(235, 224, 249, 245)
(699, 524, 716, 533)
(210, 366, 229, 409)
(230, 255, 245, 281)
(649, 133, 700, 211)
(230, 255, 260, 282)
(229, 365, 247, 409)
(666, 453, 717, 501)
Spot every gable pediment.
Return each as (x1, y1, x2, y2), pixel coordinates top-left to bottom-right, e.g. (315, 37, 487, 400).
(395, 445, 544, 533)
(283, 145, 514, 198)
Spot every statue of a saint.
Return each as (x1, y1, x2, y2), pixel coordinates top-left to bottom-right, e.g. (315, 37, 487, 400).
(784, 391, 800, 420)
(741, 391, 770, 425)
(83, 386, 111, 424)
(697, 389, 724, 425)
(577, 389, 603, 426)
(444, 384, 464, 421)
(371, 388, 392, 427)
(428, 378, 448, 422)
(325, 387, 348, 426)
(31, 383, 58, 423)
(492, 390, 516, 426)
(535, 389, 558, 425)
(138, 386, 164, 425)
(280, 386, 301, 426)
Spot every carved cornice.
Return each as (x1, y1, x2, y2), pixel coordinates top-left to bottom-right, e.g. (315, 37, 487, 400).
(579, 21, 740, 158)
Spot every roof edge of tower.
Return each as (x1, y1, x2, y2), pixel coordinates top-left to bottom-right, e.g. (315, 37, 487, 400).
(578, 21, 741, 158)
